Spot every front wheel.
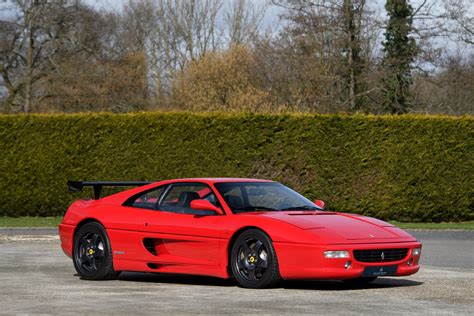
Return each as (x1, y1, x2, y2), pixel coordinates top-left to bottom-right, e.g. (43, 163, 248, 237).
(73, 222, 119, 280)
(230, 229, 281, 288)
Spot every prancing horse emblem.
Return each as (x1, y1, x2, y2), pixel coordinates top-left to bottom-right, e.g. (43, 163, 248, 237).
(381, 252, 385, 261)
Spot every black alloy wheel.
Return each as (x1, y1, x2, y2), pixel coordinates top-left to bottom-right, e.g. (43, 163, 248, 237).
(231, 229, 281, 288)
(73, 222, 119, 280)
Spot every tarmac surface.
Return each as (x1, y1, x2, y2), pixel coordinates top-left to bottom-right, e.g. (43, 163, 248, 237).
(0, 228, 473, 315)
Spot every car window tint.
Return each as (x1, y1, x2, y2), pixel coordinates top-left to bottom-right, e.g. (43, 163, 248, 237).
(130, 186, 165, 210)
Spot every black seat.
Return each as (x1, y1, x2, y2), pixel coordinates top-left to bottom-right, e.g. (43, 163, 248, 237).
(177, 191, 200, 208)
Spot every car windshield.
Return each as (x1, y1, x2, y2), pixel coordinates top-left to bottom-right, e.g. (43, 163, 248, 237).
(214, 182, 321, 213)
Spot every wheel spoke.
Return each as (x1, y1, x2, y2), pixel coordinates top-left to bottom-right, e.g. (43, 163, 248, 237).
(96, 248, 104, 257)
(247, 267, 257, 280)
(255, 240, 263, 253)
(89, 257, 97, 270)
(240, 241, 251, 253)
(91, 234, 99, 247)
(79, 253, 89, 265)
(81, 236, 89, 247)
(257, 259, 268, 268)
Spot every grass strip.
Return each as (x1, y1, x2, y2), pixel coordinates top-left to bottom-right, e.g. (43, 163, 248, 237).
(0, 216, 63, 227)
(389, 221, 474, 230)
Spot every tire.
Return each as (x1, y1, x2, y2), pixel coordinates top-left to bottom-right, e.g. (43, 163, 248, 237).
(344, 276, 378, 284)
(230, 229, 281, 288)
(73, 222, 120, 280)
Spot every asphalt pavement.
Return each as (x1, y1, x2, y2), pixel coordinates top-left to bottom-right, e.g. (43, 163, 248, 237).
(0, 228, 472, 314)
(408, 230, 474, 269)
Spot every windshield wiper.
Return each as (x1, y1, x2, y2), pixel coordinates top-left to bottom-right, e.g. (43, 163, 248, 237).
(234, 205, 281, 212)
(280, 205, 321, 211)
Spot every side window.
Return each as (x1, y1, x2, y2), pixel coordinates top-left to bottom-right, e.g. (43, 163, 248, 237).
(203, 193, 217, 205)
(160, 184, 217, 214)
(129, 186, 166, 210)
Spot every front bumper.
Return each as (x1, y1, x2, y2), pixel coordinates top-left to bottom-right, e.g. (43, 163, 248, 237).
(274, 241, 422, 280)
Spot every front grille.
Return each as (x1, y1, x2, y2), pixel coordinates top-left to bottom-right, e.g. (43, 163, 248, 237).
(353, 248, 408, 263)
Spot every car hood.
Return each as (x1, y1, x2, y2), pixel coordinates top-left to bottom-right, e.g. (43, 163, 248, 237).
(258, 211, 416, 243)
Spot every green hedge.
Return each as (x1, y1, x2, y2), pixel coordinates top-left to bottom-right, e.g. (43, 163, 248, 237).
(0, 113, 472, 222)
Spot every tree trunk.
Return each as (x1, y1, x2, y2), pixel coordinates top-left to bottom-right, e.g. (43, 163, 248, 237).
(25, 17, 34, 114)
(344, 0, 356, 110)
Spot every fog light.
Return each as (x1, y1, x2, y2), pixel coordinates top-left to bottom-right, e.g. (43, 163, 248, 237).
(412, 248, 421, 256)
(344, 261, 352, 269)
(324, 250, 349, 258)
(407, 258, 413, 266)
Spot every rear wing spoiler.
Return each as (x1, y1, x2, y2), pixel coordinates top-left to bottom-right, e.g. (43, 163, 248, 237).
(68, 180, 152, 200)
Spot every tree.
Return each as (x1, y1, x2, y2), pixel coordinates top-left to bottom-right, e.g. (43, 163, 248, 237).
(443, 0, 473, 45)
(251, 33, 344, 112)
(412, 54, 474, 115)
(38, 6, 149, 112)
(342, 0, 366, 110)
(117, 0, 267, 107)
(0, 1, 149, 113)
(172, 45, 269, 111)
(0, 0, 82, 113)
(153, 0, 222, 96)
(41, 52, 148, 112)
(224, 0, 267, 47)
(272, 0, 377, 112)
(382, 0, 418, 114)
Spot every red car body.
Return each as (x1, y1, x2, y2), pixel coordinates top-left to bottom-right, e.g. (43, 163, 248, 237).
(59, 178, 421, 281)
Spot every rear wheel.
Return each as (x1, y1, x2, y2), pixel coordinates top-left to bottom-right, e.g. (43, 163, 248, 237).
(230, 229, 281, 288)
(73, 222, 119, 280)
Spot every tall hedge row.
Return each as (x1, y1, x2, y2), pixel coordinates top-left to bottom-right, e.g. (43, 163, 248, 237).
(0, 113, 472, 222)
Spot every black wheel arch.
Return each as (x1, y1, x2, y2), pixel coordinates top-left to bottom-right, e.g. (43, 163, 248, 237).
(73, 218, 105, 239)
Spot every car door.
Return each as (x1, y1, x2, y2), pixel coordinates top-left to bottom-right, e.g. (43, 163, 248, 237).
(105, 185, 167, 264)
(144, 183, 226, 271)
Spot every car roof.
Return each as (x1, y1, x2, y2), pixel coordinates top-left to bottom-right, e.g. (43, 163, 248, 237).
(99, 178, 275, 205)
(162, 178, 274, 184)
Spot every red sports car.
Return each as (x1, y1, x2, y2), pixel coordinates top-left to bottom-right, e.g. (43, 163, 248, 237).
(59, 178, 422, 288)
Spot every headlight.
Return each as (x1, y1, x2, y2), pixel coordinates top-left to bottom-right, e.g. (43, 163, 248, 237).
(324, 250, 349, 258)
(412, 248, 421, 256)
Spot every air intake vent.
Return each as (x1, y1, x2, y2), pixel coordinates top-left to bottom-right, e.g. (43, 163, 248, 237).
(147, 263, 158, 269)
(143, 238, 157, 255)
(353, 248, 408, 263)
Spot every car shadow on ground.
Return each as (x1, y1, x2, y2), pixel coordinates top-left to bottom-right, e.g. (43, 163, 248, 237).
(116, 272, 424, 290)
(282, 278, 423, 291)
